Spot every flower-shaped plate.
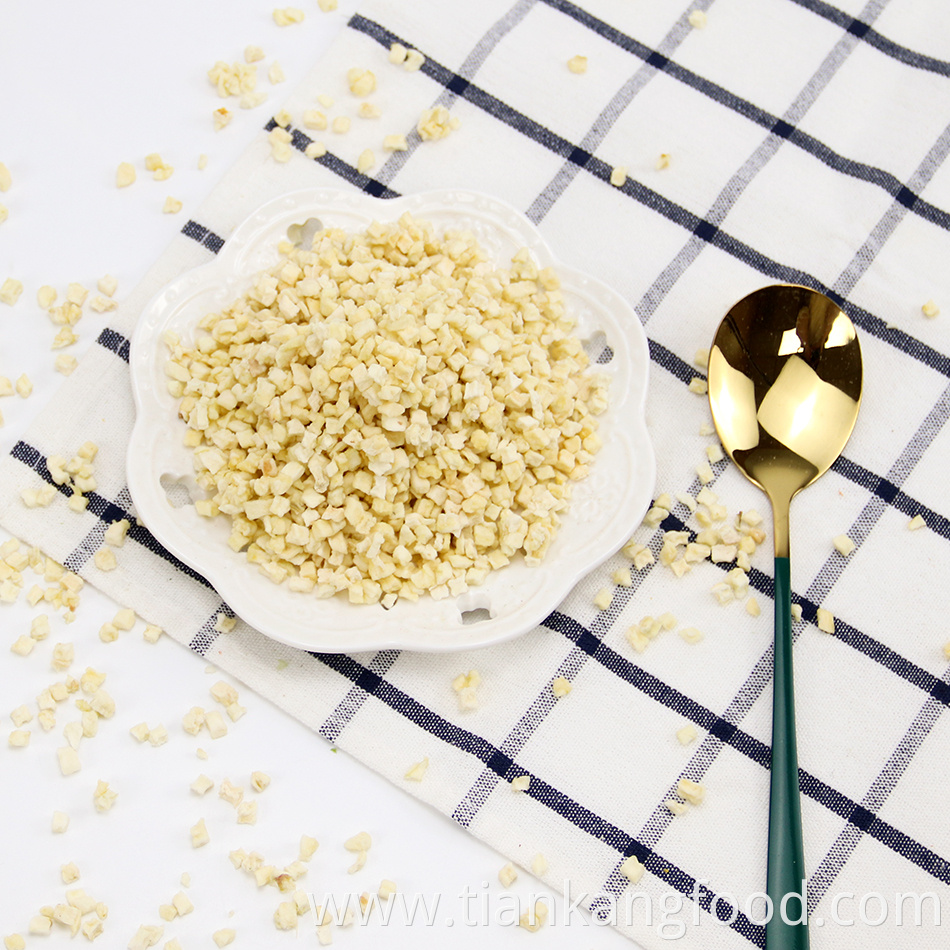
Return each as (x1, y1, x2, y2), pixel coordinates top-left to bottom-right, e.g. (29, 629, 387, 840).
(127, 188, 655, 653)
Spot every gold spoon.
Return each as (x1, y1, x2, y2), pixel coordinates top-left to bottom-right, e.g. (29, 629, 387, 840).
(707, 285, 862, 949)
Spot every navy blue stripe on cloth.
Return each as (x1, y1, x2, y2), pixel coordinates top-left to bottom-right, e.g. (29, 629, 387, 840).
(189, 603, 232, 655)
(311, 649, 766, 945)
(346, 15, 950, 384)
(263, 118, 401, 199)
(532, 0, 950, 231)
(787, 0, 950, 76)
(96, 327, 131, 362)
(181, 220, 225, 254)
(649, 339, 702, 385)
(9, 440, 214, 592)
(831, 456, 950, 538)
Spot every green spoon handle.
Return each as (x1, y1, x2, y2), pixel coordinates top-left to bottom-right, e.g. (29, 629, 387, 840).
(765, 557, 809, 949)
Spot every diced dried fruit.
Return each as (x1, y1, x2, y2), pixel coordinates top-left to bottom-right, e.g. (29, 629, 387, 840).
(250, 770, 271, 792)
(148, 724, 168, 746)
(28, 917, 51, 936)
(677, 777, 705, 805)
(93, 779, 117, 811)
(404, 49, 425, 71)
(551, 676, 572, 698)
(417, 106, 459, 140)
(356, 149, 375, 174)
(143, 624, 163, 643)
(303, 110, 327, 130)
(206, 710, 227, 738)
(1, 279, 23, 306)
(94, 549, 117, 572)
(116, 163, 136, 188)
(192, 774, 214, 795)
(57, 746, 81, 775)
(519, 901, 549, 932)
(55, 354, 78, 375)
(347, 68, 376, 97)
(678, 626, 703, 644)
(344, 831, 372, 853)
(833, 534, 855, 557)
(676, 723, 697, 745)
(113, 607, 135, 629)
(382, 133, 408, 151)
(130, 722, 150, 743)
(11, 635, 34, 656)
(273, 7, 304, 25)
(275, 901, 297, 930)
(190, 817, 210, 847)
(128, 925, 163, 949)
(404, 756, 429, 781)
(299, 835, 319, 861)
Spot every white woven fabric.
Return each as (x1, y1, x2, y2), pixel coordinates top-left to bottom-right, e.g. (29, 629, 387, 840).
(2, 2, 950, 947)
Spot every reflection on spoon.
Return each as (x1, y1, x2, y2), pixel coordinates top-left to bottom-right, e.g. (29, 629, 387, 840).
(757, 355, 861, 468)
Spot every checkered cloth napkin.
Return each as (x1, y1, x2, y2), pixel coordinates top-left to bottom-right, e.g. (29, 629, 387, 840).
(3, 1, 950, 947)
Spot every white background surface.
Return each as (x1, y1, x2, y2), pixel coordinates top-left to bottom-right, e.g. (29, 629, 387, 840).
(0, 3, 632, 947)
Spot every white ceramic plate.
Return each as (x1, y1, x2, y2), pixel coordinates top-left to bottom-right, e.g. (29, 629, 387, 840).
(127, 188, 655, 653)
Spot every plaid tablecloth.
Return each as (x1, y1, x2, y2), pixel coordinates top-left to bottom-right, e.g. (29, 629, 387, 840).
(2, 1, 950, 947)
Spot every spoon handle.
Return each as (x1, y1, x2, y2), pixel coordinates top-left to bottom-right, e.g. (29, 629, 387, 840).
(765, 557, 809, 949)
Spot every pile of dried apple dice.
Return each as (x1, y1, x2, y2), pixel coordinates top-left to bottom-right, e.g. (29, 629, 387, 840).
(164, 213, 609, 605)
